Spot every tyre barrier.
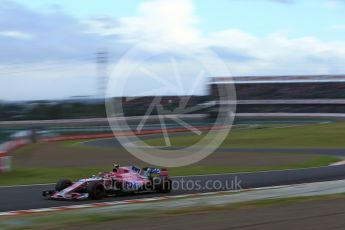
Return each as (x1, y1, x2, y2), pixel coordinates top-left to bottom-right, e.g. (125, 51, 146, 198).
(0, 151, 11, 173)
(41, 125, 230, 142)
(0, 139, 30, 173)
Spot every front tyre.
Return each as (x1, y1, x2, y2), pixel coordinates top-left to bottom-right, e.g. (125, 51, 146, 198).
(87, 181, 105, 200)
(55, 179, 72, 191)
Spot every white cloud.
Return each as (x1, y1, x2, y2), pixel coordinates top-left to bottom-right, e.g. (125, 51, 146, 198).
(0, 0, 345, 100)
(0, 30, 33, 39)
(207, 30, 345, 75)
(87, 0, 201, 48)
(86, 0, 345, 76)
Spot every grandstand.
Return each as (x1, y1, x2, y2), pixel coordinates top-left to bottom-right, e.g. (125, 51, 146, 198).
(209, 75, 345, 114)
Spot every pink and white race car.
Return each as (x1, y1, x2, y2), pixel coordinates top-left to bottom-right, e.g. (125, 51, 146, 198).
(42, 165, 172, 200)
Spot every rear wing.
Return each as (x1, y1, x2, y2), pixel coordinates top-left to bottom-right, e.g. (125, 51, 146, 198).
(143, 167, 169, 177)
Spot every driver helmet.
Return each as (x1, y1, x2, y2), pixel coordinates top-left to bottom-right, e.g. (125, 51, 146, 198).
(113, 164, 120, 172)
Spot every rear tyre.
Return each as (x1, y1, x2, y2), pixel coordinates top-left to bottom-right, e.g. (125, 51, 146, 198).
(55, 179, 72, 191)
(152, 177, 172, 193)
(87, 181, 105, 200)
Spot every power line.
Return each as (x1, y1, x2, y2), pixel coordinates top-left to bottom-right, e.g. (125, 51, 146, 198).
(0, 58, 95, 76)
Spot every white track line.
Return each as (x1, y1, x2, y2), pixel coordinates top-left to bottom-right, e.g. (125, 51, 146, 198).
(2, 180, 345, 217)
(4, 179, 342, 217)
(0, 185, 287, 217)
(0, 183, 55, 188)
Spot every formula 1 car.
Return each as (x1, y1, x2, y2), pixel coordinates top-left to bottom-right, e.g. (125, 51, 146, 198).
(42, 165, 172, 200)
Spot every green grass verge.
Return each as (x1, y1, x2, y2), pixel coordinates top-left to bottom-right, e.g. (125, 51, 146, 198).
(1, 193, 345, 230)
(145, 122, 345, 149)
(2, 122, 343, 186)
(0, 167, 109, 186)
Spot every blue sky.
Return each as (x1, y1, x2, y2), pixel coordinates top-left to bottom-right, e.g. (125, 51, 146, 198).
(0, 0, 344, 100)
(12, 0, 345, 41)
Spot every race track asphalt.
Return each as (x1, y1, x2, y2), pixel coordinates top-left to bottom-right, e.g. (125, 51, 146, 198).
(3, 134, 345, 213)
(2, 165, 345, 212)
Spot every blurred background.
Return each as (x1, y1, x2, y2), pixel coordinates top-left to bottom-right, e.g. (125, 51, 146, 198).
(1, 1, 345, 229)
(0, 0, 344, 144)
